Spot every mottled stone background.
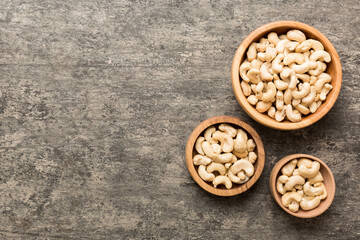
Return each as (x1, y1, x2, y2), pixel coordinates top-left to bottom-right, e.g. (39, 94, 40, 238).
(0, 0, 359, 239)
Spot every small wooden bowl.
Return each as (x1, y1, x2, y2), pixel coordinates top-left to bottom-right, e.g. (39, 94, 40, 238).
(231, 21, 342, 130)
(269, 154, 335, 218)
(185, 116, 265, 196)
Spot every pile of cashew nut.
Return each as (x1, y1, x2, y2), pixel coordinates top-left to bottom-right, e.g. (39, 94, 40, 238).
(276, 158, 327, 212)
(193, 124, 257, 189)
(240, 29, 333, 122)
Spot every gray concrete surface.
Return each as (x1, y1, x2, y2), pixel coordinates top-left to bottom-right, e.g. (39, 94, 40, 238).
(0, 0, 359, 239)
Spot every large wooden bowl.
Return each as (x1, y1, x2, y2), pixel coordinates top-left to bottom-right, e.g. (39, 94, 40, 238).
(231, 21, 342, 130)
(185, 116, 265, 196)
(269, 154, 335, 218)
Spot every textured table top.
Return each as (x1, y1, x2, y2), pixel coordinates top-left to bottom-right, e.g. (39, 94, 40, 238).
(0, 1, 359, 239)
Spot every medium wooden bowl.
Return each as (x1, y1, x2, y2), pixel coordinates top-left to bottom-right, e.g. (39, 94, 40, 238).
(231, 21, 342, 130)
(269, 154, 335, 218)
(185, 116, 265, 196)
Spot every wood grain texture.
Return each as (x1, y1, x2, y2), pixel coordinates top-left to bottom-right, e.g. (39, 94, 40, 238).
(269, 154, 335, 218)
(231, 21, 342, 130)
(0, 0, 359, 239)
(185, 116, 265, 196)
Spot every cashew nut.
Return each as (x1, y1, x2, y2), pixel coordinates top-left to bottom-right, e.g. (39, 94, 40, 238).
(297, 158, 313, 167)
(286, 104, 302, 122)
(314, 73, 331, 93)
(228, 169, 249, 184)
(303, 181, 325, 197)
(302, 86, 316, 105)
(286, 41, 300, 52)
(268, 106, 276, 119)
(284, 175, 305, 191)
(193, 154, 212, 166)
(281, 159, 298, 176)
(211, 143, 221, 154)
(256, 101, 272, 113)
(296, 73, 310, 82)
(283, 88, 292, 105)
(295, 104, 310, 115)
(276, 39, 290, 53)
(204, 127, 217, 144)
(316, 100, 322, 108)
(309, 50, 331, 62)
(255, 81, 264, 93)
(212, 153, 233, 164)
(288, 200, 300, 212)
(228, 168, 242, 183)
(276, 175, 289, 194)
(232, 150, 248, 159)
(256, 43, 267, 52)
(307, 172, 323, 184)
(237, 170, 246, 180)
(248, 151, 257, 164)
(257, 52, 266, 62)
(272, 54, 284, 73)
(212, 131, 234, 153)
(247, 139, 256, 152)
(265, 46, 277, 63)
(275, 108, 286, 122)
(308, 61, 327, 76)
(320, 83, 333, 101)
(292, 82, 310, 99)
(234, 129, 248, 154)
(195, 136, 205, 155)
(288, 73, 299, 89)
(298, 161, 320, 178)
(240, 61, 251, 82)
(250, 59, 262, 70)
(318, 183, 328, 200)
(201, 141, 216, 158)
(279, 34, 287, 40)
(300, 196, 321, 210)
(260, 62, 273, 81)
(247, 69, 262, 84)
(241, 81, 252, 96)
(268, 32, 280, 46)
(198, 165, 215, 182)
(207, 162, 226, 175)
(310, 76, 317, 85)
(247, 95, 258, 105)
(292, 169, 299, 176)
(281, 192, 302, 208)
(250, 83, 257, 92)
(274, 78, 289, 91)
(283, 53, 305, 65)
(309, 101, 319, 113)
(219, 123, 237, 138)
(289, 62, 311, 74)
(292, 98, 301, 107)
(213, 176, 232, 189)
(287, 30, 306, 43)
(231, 159, 254, 177)
(276, 90, 284, 110)
(280, 67, 293, 79)
(247, 42, 257, 61)
(262, 82, 277, 102)
(295, 39, 324, 52)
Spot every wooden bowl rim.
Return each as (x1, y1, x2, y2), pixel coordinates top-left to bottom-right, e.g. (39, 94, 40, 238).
(185, 115, 265, 196)
(269, 154, 336, 218)
(231, 20, 342, 130)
